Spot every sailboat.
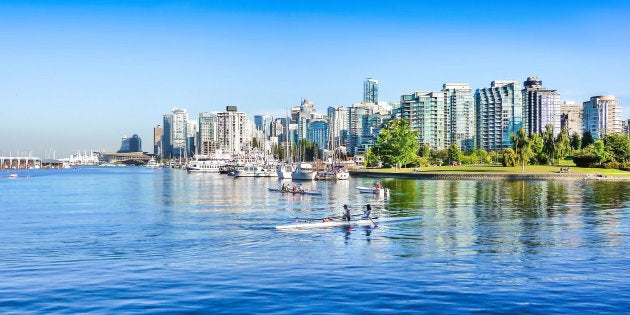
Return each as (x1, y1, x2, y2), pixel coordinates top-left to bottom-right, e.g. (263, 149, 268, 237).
(276, 111, 295, 179)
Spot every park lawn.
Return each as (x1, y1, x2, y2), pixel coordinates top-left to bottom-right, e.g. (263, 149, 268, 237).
(361, 164, 630, 177)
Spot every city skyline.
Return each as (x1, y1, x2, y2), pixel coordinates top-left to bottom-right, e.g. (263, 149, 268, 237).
(1, 1, 629, 157)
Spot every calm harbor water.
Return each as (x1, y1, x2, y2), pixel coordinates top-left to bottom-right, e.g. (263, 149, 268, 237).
(1, 167, 629, 314)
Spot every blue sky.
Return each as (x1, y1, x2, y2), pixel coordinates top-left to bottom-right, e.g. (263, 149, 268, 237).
(1, 0, 629, 157)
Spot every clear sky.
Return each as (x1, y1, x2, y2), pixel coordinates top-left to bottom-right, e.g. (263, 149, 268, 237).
(1, 0, 629, 157)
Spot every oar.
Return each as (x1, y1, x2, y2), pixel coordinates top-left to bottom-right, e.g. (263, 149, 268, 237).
(368, 216, 379, 228)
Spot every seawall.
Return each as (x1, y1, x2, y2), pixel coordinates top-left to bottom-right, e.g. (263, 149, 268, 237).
(350, 170, 625, 181)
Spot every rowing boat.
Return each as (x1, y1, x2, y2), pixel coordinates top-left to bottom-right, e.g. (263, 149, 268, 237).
(356, 186, 389, 195)
(275, 215, 422, 230)
(267, 187, 322, 195)
(275, 218, 374, 229)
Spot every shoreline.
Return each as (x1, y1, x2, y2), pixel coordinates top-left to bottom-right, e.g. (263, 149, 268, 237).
(350, 170, 630, 181)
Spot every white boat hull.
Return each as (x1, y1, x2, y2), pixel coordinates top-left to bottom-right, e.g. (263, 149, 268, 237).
(267, 188, 322, 195)
(276, 216, 421, 230)
(356, 186, 389, 195)
(276, 219, 375, 229)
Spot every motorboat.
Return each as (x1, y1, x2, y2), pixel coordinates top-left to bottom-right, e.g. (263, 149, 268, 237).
(234, 164, 259, 177)
(291, 163, 317, 180)
(186, 155, 226, 173)
(276, 163, 294, 179)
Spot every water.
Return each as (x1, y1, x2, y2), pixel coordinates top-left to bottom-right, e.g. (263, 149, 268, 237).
(1, 167, 630, 314)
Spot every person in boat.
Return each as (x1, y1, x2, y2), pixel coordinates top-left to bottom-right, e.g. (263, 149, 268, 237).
(298, 184, 304, 192)
(375, 182, 382, 189)
(293, 184, 297, 192)
(362, 204, 372, 219)
(342, 204, 351, 222)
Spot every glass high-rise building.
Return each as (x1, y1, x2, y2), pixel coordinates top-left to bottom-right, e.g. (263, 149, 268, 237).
(400, 91, 447, 150)
(118, 134, 142, 153)
(443, 83, 475, 151)
(583, 95, 621, 139)
(198, 112, 218, 155)
(254, 115, 274, 137)
(363, 78, 379, 103)
(307, 120, 330, 150)
(162, 108, 189, 159)
(475, 81, 523, 151)
(522, 77, 561, 136)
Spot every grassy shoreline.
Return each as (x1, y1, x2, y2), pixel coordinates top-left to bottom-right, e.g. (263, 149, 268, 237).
(350, 164, 630, 180)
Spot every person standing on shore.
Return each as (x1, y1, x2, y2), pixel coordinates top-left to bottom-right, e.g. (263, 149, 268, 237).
(342, 204, 351, 222)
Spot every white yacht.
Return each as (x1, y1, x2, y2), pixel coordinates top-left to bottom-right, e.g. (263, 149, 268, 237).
(145, 157, 162, 169)
(291, 163, 317, 180)
(335, 169, 350, 180)
(276, 163, 294, 179)
(186, 155, 226, 173)
(234, 164, 259, 177)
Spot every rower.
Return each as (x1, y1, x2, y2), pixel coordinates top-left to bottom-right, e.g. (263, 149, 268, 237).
(362, 204, 372, 219)
(342, 204, 351, 222)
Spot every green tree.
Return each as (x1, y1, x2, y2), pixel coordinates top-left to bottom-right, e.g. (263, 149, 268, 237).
(417, 143, 431, 158)
(489, 150, 498, 164)
(529, 133, 546, 164)
(475, 149, 489, 165)
(511, 128, 533, 172)
(570, 132, 582, 151)
(603, 133, 630, 163)
(372, 118, 420, 168)
(555, 127, 572, 163)
(447, 143, 463, 165)
(365, 147, 380, 167)
(582, 131, 594, 148)
(542, 124, 555, 165)
(502, 148, 517, 167)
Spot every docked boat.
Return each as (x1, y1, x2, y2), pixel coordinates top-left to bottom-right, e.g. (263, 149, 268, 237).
(186, 155, 226, 173)
(276, 163, 294, 179)
(255, 165, 279, 177)
(317, 167, 349, 180)
(335, 169, 349, 180)
(234, 164, 259, 177)
(145, 157, 162, 168)
(267, 187, 322, 195)
(291, 163, 317, 180)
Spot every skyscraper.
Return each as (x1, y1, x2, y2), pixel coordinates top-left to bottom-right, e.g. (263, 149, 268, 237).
(153, 125, 163, 156)
(254, 114, 274, 137)
(216, 106, 254, 154)
(522, 77, 561, 136)
(400, 91, 447, 150)
(363, 78, 379, 103)
(583, 95, 621, 139)
(118, 134, 142, 153)
(162, 108, 188, 159)
(348, 103, 375, 155)
(475, 81, 523, 151)
(443, 83, 475, 151)
(560, 102, 584, 137)
(198, 112, 218, 155)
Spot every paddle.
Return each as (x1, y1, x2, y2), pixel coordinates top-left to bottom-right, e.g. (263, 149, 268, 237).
(368, 216, 379, 228)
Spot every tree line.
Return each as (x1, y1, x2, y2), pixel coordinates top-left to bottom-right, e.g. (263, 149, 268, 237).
(369, 118, 630, 170)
